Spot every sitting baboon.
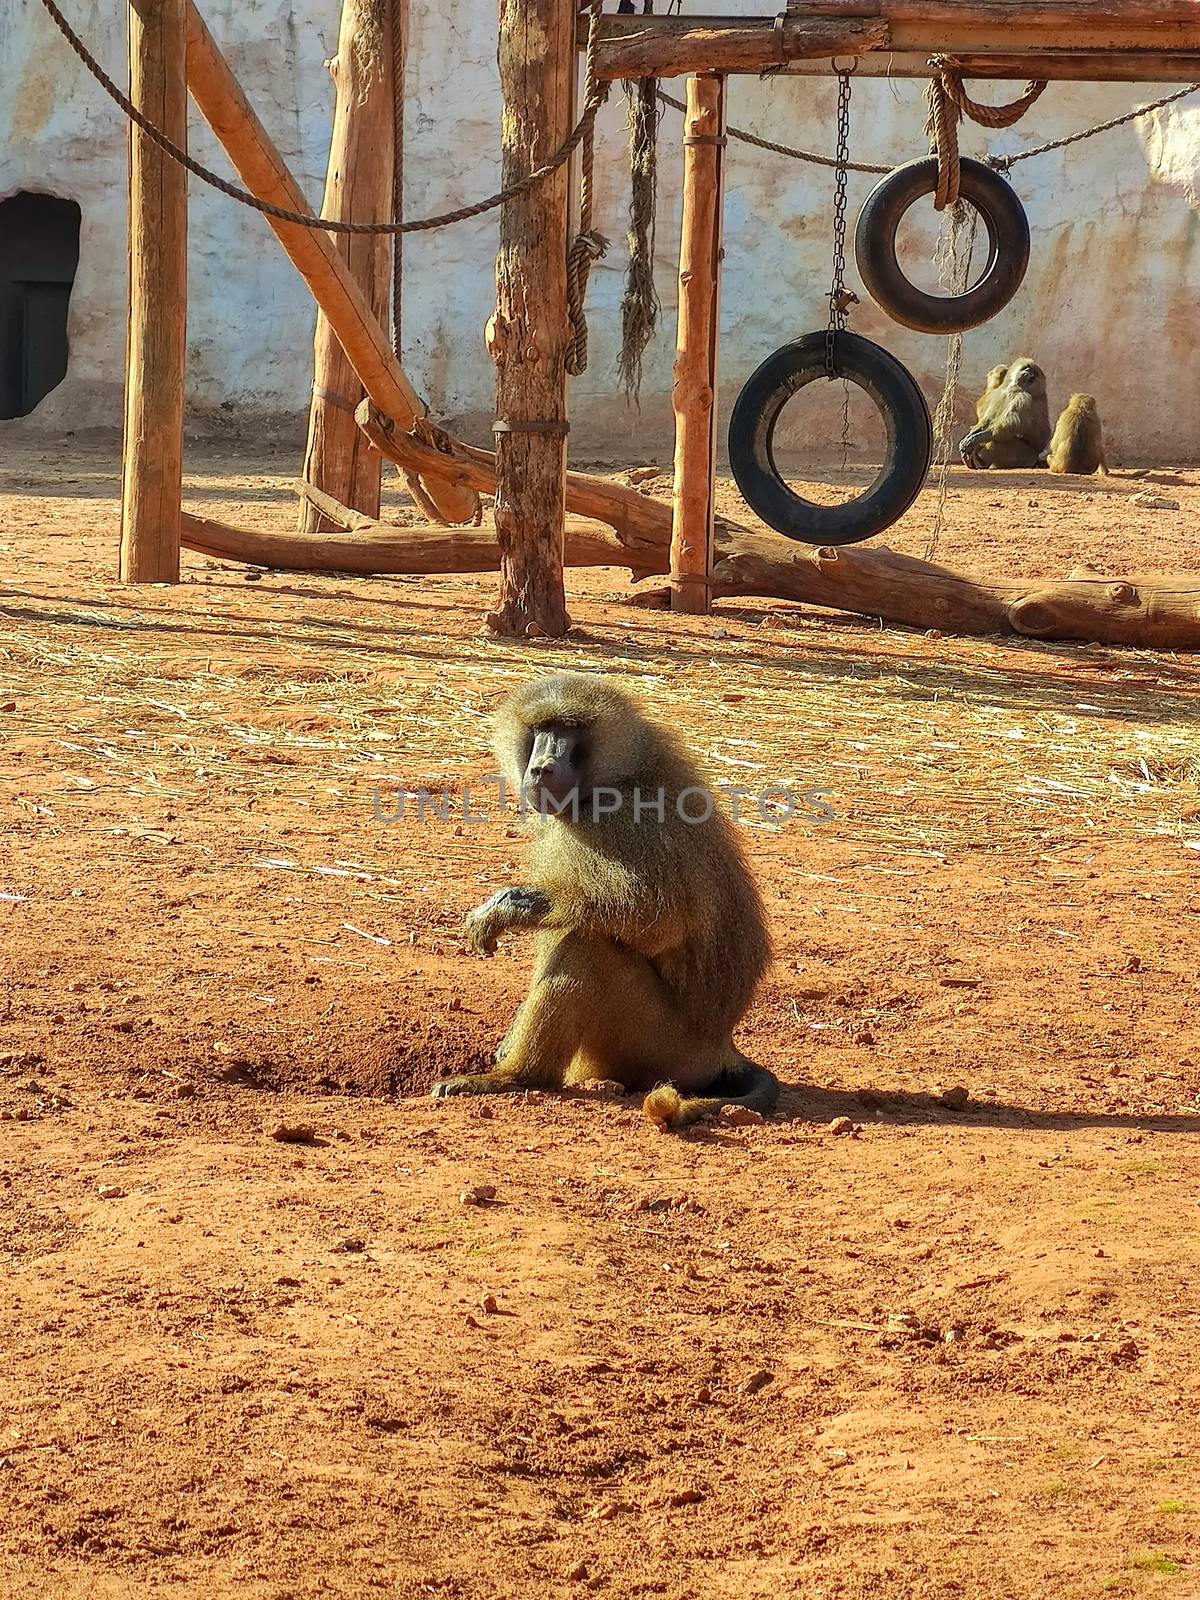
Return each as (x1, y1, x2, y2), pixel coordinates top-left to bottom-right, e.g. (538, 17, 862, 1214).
(959, 357, 1051, 469)
(1047, 393, 1108, 475)
(431, 672, 780, 1129)
(975, 364, 1008, 421)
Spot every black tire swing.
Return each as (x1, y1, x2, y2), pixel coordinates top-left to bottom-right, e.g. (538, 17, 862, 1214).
(729, 64, 1043, 546)
(854, 156, 1029, 334)
(729, 66, 932, 548)
(728, 332, 931, 547)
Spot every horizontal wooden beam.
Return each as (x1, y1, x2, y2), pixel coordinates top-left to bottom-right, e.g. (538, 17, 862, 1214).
(590, 15, 889, 79)
(784, 0, 1200, 24)
(591, 12, 1200, 76)
(780, 49, 1200, 80)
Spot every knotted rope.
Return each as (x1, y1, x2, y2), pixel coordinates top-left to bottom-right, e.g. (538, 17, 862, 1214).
(925, 56, 1047, 210)
(566, 2, 611, 376)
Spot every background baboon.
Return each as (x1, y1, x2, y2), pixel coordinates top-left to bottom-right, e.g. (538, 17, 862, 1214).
(959, 357, 1051, 469)
(1048, 392, 1108, 475)
(431, 672, 780, 1128)
(975, 365, 1008, 421)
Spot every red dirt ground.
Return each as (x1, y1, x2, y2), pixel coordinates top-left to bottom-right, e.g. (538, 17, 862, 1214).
(1, 439, 1199, 1600)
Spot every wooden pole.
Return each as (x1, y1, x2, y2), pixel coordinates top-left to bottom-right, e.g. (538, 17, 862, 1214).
(298, 0, 394, 536)
(486, 0, 576, 638)
(183, 1, 477, 526)
(121, 0, 188, 584)
(670, 74, 725, 616)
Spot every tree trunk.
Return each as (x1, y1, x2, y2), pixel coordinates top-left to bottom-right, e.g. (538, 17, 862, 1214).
(670, 74, 725, 616)
(180, 504, 653, 575)
(299, 0, 394, 535)
(121, 0, 187, 584)
(486, 0, 575, 638)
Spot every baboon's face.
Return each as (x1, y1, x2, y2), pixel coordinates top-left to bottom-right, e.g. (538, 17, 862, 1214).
(520, 718, 593, 810)
(1011, 361, 1045, 393)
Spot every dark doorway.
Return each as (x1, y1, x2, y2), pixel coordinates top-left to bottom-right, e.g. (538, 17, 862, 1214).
(0, 192, 82, 420)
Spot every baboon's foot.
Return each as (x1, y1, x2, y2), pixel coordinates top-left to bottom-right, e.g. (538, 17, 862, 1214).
(431, 1071, 522, 1099)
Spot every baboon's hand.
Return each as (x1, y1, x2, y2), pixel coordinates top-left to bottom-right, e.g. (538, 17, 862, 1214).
(464, 886, 551, 956)
(464, 899, 503, 956)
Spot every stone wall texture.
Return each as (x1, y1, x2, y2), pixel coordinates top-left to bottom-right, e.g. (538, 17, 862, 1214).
(3, 0, 1199, 459)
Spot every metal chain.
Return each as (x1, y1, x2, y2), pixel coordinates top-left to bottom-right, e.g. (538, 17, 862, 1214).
(36, 0, 608, 237)
(826, 70, 855, 470)
(825, 71, 852, 378)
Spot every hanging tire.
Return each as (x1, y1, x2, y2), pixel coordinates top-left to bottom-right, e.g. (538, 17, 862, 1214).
(728, 331, 931, 547)
(854, 157, 1030, 334)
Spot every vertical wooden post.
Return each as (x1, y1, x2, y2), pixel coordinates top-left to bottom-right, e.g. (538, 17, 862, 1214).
(121, 0, 188, 584)
(486, 0, 575, 639)
(670, 72, 726, 615)
(299, 0, 395, 535)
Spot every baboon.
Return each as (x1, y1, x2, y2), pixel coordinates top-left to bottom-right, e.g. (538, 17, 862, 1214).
(431, 672, 780, 1129)
(958, 357, 1051, 469)
(1047, 392, 1108, 475)
(975, 365, 1008, 422)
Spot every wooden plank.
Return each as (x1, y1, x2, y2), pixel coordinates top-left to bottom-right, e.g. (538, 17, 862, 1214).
(121, 0, 187, 584)
(670, 75, 726, 616)
(783, 0, 1200, 23)
(592, 16, 889, 79)
(183, 0, 477, 526)
(590, 12, 1200, 73)
(299, 0, 394, 535)
(779, 49, 1200, 79)
(486, 0, 575, 637)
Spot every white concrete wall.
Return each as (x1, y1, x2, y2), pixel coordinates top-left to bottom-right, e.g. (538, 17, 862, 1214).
(3, 0, 1200, 458)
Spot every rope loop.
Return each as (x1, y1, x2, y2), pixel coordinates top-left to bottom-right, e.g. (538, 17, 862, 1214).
(924, 58, 1046, 210)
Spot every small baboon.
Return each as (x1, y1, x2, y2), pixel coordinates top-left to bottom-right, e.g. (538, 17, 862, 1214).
(431, 672, 780, 1129)
(959, 357, 1051, 469)
(1047, 392, 1108, 476)
(975, 364, 1008, 422)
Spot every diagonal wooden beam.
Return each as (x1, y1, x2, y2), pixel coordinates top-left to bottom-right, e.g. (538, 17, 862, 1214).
(182, 1, 478, 526)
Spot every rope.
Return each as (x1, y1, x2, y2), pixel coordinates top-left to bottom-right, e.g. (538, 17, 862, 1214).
(389, 0, 404, 354)
(659, 78, 1199, 179)
(566, 2, 611, 378)
(35, 0, 608, 237)
(618, 8, 664, 400)
(657, 87, 888, 174)
(925, 59, 1047, 209)
(925, 199, 979, 560)
(998, 78, 1200, 168)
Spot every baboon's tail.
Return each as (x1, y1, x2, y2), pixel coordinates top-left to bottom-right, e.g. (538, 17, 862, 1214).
(642, 1059, 780, 1131)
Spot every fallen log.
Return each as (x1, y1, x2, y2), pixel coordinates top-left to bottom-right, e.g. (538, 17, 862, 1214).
(707, 542, 1200, 649)
(355, 401, 674, 565)
(220, 406, 1196, 649)
(184, 499, 1200, 647)
(179, 508, 657, 576)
